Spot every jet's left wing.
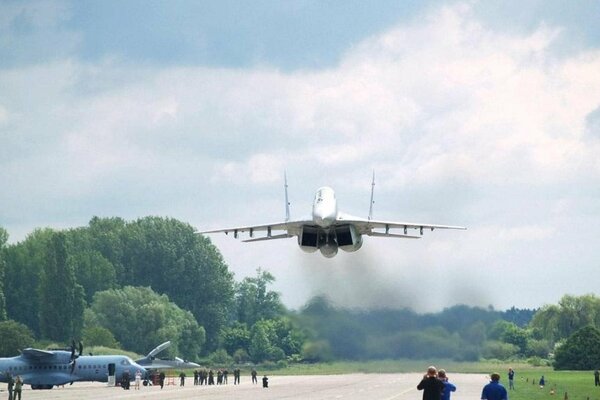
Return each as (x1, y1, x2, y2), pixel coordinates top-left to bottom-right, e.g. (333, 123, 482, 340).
(337, 212, 466, 237)
(198, 219, 313, 241)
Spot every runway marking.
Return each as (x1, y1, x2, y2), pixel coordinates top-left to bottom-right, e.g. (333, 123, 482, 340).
(382, 386, 415, 400)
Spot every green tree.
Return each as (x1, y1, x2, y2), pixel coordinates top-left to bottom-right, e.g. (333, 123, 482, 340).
(90, 286, 205, 360)
(3, 228, 54, 334)
(38, 232, 85, 341)
(235, 268, 285, 326)
(71, 249, 116, 304)
(499, 323, 530, 355)
(118, 217, 234, 351)
(481, 340, 519, 360)
(554, 326, 600, 370)
(0, 320, 35, 356)
(220, 322, 251, 356)
(248, 320, 272, 363)
(82, 326, 119, 348)
(530, 295, 600, 343)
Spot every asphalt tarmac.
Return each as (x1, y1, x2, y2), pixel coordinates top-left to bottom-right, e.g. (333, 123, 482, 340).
(3, 373, 495, 399)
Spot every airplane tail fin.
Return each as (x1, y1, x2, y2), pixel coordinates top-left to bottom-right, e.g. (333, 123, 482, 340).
(284, 171, 290, 222)
(368, 170, 375, 220)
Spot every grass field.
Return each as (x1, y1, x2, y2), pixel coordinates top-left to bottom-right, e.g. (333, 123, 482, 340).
(507, 370, 600, 400)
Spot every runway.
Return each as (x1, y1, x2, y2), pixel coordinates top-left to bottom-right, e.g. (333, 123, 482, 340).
(3, 373, 494, 399)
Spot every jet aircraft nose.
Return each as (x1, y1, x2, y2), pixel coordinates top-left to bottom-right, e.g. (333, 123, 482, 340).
(315, 214, 335, 227)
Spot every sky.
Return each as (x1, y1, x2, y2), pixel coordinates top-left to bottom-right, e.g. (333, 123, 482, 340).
(1, 0, 600, 313)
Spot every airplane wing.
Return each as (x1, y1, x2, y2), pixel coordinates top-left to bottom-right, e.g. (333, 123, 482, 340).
(21, 348, 56, 359)
(198, 219, 313, 240)
(146, 341, 171, 358)
(137, 358, 201, 370)
(337, 212, 466, 237)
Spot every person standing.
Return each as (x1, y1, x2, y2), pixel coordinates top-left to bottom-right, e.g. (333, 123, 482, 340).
(438, 369, 456, 400)
(12, 376, 22, 400)
(179, 371, 186, 386)
(417, 366, 445, 400)
(134, 370, 142, 390)
(262, 375, 269, 388)
(159, 371, 165, 389)
(234, 368, 240, 385)
(595, 369, 600, 386)
(481, 373, 508, 400)
(508, 368, 515, 390)
(6, 372, 14, 400)
(251, 369, 257, 384)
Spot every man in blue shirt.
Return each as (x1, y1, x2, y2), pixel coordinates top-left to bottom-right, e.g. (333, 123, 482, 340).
(438, 369, 456, 400)
(481, 373, 508, 400)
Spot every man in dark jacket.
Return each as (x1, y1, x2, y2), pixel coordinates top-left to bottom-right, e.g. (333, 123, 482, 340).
(417, 366, 445, 400)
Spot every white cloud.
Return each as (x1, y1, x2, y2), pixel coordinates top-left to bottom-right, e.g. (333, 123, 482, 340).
(2, 2, 600, 311)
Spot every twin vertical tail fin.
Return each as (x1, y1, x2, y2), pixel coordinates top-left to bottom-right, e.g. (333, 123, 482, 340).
(368, 170, 375, 221)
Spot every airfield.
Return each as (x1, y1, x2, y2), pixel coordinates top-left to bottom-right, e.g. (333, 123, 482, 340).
(4, 373, 492, 399)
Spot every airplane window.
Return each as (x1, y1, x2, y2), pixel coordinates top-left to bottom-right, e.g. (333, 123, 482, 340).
(29, 366, 32, 370)
(120, 359, 130, 366)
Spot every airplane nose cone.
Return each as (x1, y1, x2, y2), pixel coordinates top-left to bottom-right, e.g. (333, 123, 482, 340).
(315, 215, 334, 227)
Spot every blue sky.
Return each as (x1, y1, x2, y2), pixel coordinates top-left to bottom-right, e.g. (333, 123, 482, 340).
(1, 0, 600, 311)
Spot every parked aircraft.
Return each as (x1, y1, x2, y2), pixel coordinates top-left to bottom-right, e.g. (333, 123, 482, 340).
(199, 173, 466, 257)
(136, 341, 200, 370)
(0, 342, 146, 390)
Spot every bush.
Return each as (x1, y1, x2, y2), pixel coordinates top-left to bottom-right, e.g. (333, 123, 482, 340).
(554, 326, 600, 370)
(301, 340, 333, 363)
(481, 340, 519, 360)
(209, 348, 232, 365)
(0, 320, 34, 356)
(82, 326, 119, 348)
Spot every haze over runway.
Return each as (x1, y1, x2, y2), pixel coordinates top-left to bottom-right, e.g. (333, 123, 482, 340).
(1, 1, 600, 312)
(1, 373, 490, 400)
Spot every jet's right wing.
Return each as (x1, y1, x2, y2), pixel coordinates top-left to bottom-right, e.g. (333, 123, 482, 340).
(337, 212, 466, 237)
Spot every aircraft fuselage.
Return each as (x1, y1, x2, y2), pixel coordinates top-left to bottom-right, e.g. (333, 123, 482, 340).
(0, 352, 146, 389)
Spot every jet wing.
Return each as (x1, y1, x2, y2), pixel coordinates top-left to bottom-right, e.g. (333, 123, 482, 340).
(137, 358, 201, 370)
(198, 219, 313, 240)
(337, 213, 466, 237)
(146, 341, 171, 358)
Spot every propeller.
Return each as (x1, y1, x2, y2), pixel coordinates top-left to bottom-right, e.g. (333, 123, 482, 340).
(69, 340, 83, 374)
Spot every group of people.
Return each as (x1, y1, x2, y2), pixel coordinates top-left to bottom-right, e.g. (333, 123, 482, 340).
(417, 365, 511, 400)
(416, 366, 456, 400)
(190, 368, 242, 385)
(153, 368, 267, 389)
(4, 373, 23, 400)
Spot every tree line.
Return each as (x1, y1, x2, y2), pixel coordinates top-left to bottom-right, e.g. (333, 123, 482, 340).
(0, 217, 598, 369)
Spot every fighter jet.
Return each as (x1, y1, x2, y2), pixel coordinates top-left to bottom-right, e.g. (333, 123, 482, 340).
(199, 173, 466, 257)
(135, 341, 200, 370)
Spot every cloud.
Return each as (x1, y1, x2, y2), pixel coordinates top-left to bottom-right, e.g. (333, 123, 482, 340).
(2, 2, 600, 311)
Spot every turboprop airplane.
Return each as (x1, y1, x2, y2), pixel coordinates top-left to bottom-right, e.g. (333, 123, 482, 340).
(0, 342, 146, 390)
(135, 341, 200, 370)
(199, 173, 466, 258)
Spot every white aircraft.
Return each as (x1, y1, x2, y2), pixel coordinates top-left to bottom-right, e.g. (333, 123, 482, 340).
(199, 173, 466, 258)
